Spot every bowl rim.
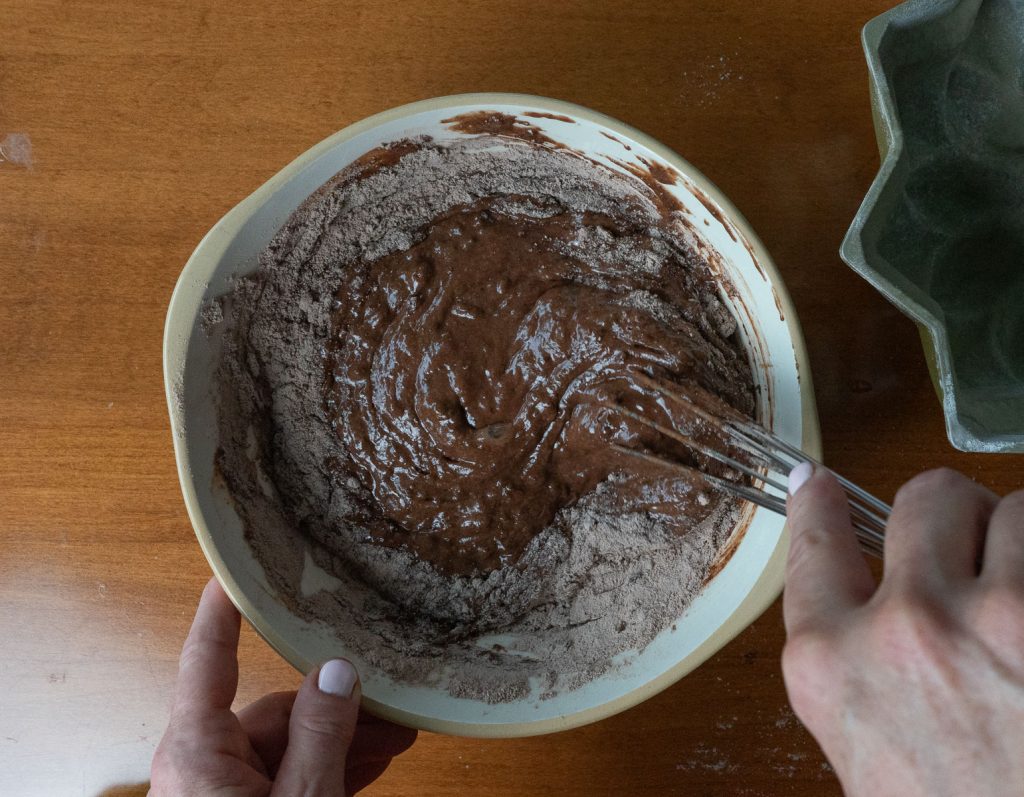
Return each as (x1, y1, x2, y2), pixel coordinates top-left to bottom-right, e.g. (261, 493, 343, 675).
(163, 91, 821, 737)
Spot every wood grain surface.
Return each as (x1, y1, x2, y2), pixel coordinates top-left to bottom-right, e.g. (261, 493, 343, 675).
(2, 1, 1022, 795)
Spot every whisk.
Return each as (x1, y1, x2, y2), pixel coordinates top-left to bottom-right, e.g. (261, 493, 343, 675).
(610, 375, 891, 559)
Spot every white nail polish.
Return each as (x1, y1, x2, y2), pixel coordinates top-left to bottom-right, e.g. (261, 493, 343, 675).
(318, 659, 357, 697)
(788, 461, 813, 496)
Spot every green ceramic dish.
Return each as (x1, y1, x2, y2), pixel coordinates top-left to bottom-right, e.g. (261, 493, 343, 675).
(841, 0, 1024, 453)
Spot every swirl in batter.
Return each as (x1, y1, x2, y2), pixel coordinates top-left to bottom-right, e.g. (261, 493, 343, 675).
(325, 194, 754, 576)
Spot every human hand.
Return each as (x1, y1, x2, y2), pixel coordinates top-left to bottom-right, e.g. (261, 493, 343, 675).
(151, 579, 417, 796)
(782, 465, 1024, 797)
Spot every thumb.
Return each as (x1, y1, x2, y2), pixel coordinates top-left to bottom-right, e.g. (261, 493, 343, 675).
(271, 659, 361, 797)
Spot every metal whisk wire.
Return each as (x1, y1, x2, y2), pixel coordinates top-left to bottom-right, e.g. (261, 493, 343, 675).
(610, 376, 891, 559)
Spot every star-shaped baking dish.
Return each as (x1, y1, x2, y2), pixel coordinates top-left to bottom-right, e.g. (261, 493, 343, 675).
(841, 0, 1024, 453)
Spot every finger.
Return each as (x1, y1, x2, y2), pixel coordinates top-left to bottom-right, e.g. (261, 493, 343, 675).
(885, 468, 997, 585)
(982, 489, 1024, 584)
(237, 691, 297, 777)
(271, 659, 360, 797)
(347, 759, 393, 795)
(784, 463, 876, 637)
(347, 715, 418, 765)
(174, 578, 241, 715)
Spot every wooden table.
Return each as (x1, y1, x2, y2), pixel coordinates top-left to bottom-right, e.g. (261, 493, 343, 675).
(3, 1, 1022, 794)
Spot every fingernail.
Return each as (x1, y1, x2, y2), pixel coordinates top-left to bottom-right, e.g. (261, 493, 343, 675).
(318, 659, 357, 697)
(788, 461, 813, 496)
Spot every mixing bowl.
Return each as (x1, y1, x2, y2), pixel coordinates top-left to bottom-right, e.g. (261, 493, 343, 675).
(163, 93, 819, 736)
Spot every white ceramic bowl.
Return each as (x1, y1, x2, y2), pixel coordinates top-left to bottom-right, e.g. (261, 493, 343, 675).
(163, 93, 819, 737)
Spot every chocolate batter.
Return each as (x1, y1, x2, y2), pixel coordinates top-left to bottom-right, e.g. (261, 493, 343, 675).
(326, 195, 752, 576)
(211, 131, 757, 700)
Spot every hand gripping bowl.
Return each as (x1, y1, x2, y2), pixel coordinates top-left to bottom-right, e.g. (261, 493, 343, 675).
(163, 93, 819, 737)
